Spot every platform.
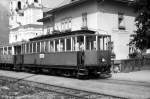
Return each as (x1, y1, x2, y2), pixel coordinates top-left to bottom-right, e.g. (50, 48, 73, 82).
(0, 70, 150, 99)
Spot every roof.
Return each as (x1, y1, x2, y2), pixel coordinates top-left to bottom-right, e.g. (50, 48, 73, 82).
(38, 0, 134, 22)
(30, 30, 95, 41)
(37, 14, 53, 22)
(11, 24, 43, 31)
(47, 0, 89, 14)
(46, 0, 134, 14)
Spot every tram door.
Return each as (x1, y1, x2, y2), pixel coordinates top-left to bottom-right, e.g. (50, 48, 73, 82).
(14, 45, 21, 55)
(13, 45, 23, 68)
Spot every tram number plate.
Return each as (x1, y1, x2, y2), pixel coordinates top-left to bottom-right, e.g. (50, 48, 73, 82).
(39, 54, 45, 59)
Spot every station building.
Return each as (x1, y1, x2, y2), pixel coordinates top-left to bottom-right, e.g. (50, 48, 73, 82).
(38, 0, 136, 60)
(9, 0, 43, 44)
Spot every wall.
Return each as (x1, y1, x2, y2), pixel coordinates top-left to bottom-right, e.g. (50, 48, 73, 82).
(54, 1, 98, 31)
(97, 1, 136, 60)
(9, 0, 43, 43)
(9, 27, 43, 43)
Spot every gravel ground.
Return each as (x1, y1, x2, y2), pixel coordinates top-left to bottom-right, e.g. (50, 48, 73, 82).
(0, 76, 123, 99)
(0, 77, 76, 99)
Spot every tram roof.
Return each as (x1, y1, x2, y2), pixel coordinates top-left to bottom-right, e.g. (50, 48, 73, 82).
(30, 30, 96, 41)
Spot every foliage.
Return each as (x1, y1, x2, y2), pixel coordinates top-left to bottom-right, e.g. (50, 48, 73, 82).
(130, 0, 150, 51)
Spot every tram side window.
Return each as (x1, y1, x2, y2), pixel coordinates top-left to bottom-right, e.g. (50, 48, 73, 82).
(4, 47, 7, 55)
(23, 44, 25, 54)
(60, 39, 65, 51)
(37, 42, 40, 53)
(45, 41, 49, 52)
(66, 38, 71, 51)
(26, 43, 30, 54)
(0, 48, 3, 55)
(49, 41, 54, 52)
(55, 40, 59, 52)
(104, 36, 108, 50)
(33, 42, 36, 53)
(21, 44, 25, 54)
(30, 43, 32, 53)
(24, 44, 26, 53)
(41, 41, 45, 53)
(8, 47, 12, 55)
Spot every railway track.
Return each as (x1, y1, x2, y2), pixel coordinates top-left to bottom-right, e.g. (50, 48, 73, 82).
(0, 76, 127, 99)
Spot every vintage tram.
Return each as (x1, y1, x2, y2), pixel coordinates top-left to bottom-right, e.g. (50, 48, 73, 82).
(0, 30, 112, 78)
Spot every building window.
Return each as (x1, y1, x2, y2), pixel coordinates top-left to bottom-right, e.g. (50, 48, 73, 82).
(15, 35, 17, 41)
(47, 27, 50, 34)
(61, 17, 72, 31)
(65, 19, 68, 30)
(61, 20, 65, 31)
(82, 12, 87, 28)
(18, 1, 21, 10)
(118, 12, 125, 30)
(34, 0, 38, 3)
(68, 17, 72, 30)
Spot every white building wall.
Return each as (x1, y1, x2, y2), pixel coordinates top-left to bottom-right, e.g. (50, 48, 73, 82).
(9, 0, 43, 43)
(31, 9, 43, 24)
(97, 1, 136, 59)
(9, 28, 43, 43)
(54, 1, 98, 31)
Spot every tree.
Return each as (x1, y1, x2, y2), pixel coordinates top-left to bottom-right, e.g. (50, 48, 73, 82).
(130, 0, 150, 52)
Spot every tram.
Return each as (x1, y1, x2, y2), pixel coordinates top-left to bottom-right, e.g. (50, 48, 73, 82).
(0, 30, 112, 78)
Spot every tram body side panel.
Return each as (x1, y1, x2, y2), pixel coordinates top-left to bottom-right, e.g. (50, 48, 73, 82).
(23, 51, 78, 67)
(0, 55, 13, 64)
(0, 55, 2, 64)
(43, 52, 78, 66)
(13, 55, 24, 65)
(84, 50, 111, 66)
(0, 55, 2, 63)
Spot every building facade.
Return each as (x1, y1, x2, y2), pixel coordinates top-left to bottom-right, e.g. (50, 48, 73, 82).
(9, 0, 43, 44)
(39, 0, 136, 60)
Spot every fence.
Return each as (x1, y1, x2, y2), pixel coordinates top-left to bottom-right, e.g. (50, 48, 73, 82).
(113, 58, 150, 73)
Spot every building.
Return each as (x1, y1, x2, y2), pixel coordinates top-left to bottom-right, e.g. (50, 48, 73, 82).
(9, 0, 43, 44)
(38, 0, 136, 60)
(0, 2, 9, 44)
